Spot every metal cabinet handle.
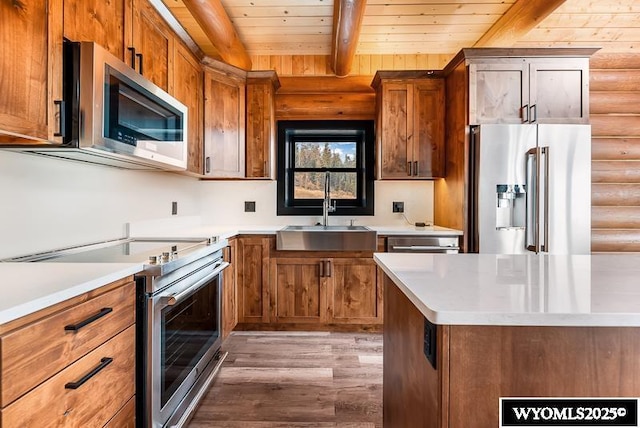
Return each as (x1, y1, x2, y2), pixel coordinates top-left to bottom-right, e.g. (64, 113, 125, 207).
(205, 156, 211, 174)
(325, 260, 332, 278)
(407, 161, 412, 176)
(522, 104, 529, 123)
(531, 104, 537, 123)
(414, 161, 419, 176)
(319, 261, 324, 277)
(136, 53, 144, 75)
(64, 307, 113, 332)
(54, 100, 65, 137)
(64, 357, 113, 389)
(128, 47, 136, 71)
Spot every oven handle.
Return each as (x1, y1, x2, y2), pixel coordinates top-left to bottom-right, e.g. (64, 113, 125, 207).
(160, 260, 229, 307)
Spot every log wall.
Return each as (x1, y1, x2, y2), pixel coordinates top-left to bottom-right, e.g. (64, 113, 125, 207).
(590, 53, 640, 252)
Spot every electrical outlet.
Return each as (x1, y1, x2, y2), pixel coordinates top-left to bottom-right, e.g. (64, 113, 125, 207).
(171, 201, 178, 215)
(244, 201, 256, 212)
(392, 201, 404, 213)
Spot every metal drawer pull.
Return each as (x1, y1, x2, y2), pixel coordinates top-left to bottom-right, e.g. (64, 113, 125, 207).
(64, 357, 113, 390)
(64, 307, 113, 332)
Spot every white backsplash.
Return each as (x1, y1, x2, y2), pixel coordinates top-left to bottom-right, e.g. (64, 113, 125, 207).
(0, 151, 199, 259)
(198, 180, 433, 226)
(0, 149, 435, 258)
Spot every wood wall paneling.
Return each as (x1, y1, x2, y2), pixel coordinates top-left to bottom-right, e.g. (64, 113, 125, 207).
(590, 54, 640, 252)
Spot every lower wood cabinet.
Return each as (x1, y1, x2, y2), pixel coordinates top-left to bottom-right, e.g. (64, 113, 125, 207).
(270, 257, 328, 324)
(222, 238, 238, 340)
(0, 276, 136, 427)
(237, 236, 271, 324)
(269, 256, 382, 327)
(234, 236, 383, 330)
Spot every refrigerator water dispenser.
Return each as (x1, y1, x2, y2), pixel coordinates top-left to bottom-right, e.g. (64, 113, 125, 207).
(496, 184, 525, 229)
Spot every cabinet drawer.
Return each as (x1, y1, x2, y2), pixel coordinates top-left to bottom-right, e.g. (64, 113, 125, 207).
(104, 395, 135, 428)
(0, 282, 135, 406)
(1, 325, 135, 428)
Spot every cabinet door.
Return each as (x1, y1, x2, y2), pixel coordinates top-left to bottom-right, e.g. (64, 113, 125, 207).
(0, 0, 63, 142)
(130, 0, 173, 91)
(246, 77, 276, 178)
(237, 237, 270, 324)
(63, 0, 128, 60)
(204, 69, 246, 177)
(172, 43, 203, 174)
(270, 258, 328, 323)
(413, 80, 445, 178)
(529, 59, 589, 124)
(379, 82, 413, 178)
(329, 258, 381, 324)
(469, 61, 529, 124)
(222, 239, 238, 340)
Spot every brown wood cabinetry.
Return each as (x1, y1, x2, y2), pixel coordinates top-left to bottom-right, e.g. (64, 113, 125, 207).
(270, 255, 382, 327)
(246, 71, 280, 178)
(203, 62, 247, 178)
(0, 276, 136, 427)
(172, 42, 204, 174)
(270, 257, 327, 323)
(384, 273, 640, 427)
(237, 236, 271, 323)
(222, 238, 238, 340)
(0, 0, 63, 143)
(63, 0, 129, 61)
(129, 0, 174, 91)
(372, 72, 445, 179)
(469, 56, 591, 124)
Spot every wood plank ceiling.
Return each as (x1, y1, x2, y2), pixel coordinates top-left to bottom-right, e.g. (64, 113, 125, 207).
(161, 0, 640, 73)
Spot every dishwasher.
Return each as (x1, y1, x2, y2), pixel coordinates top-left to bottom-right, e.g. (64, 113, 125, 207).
(386, 236, 460, 253)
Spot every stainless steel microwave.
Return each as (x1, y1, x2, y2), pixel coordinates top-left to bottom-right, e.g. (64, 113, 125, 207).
(14, 41, 188, 170)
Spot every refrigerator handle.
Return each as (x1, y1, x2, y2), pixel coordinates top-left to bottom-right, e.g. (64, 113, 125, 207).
(540, 146, 549, 252)
(525, 148, 539, 252)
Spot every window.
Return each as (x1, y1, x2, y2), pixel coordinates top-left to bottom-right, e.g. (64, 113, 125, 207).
(277, 120, 375, 216)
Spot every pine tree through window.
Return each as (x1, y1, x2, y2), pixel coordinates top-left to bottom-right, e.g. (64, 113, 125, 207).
(277, 121, 375, 216)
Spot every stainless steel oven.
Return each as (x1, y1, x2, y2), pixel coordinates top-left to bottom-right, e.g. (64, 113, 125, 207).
(137, 249, 228, 428)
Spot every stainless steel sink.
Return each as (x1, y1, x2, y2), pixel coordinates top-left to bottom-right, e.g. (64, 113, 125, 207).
(276, 225, 377, 251)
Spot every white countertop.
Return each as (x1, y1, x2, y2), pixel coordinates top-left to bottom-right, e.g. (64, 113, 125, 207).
(0, 263, 143, 325)
(129, 222, 463, 239)
(374, 253, 640, 327)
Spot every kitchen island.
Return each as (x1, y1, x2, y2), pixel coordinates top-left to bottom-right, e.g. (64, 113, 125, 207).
(374, 253, 640, 428)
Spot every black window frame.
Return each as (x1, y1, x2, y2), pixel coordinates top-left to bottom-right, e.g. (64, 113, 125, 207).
(277, 120, 375, 216)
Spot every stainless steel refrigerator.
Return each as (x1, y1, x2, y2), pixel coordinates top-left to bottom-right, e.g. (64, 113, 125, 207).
(468, 124, 591, 254)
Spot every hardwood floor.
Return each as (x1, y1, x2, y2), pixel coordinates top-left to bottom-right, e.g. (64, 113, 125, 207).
(187, 331, 383, 427)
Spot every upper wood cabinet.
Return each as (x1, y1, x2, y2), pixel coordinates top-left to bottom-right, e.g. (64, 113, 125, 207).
(171, 42, 203, 174)
(130, 0, 174, 92)
(203, 62, 246, 178)
(0, 0, 63, 143)
(372, 72, 445, 179)
(63, 0, 129, 61)
(466, 51, 596, 125)
(246, 71, 280, 179)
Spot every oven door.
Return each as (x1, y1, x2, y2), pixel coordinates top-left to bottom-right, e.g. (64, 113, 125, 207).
(147, 259, 228, 427)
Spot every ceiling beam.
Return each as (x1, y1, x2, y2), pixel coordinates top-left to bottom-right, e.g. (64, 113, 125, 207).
(331, 0, 367, 77)
(474, 0, 567, 47)
(181, 0, 252, 70)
